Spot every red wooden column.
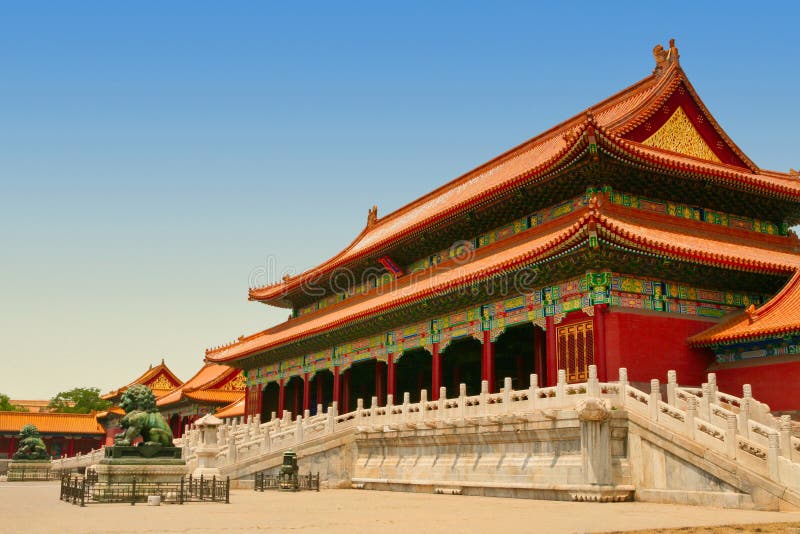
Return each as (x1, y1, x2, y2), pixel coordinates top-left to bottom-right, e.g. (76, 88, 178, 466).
(67, 438, 75, 458)
(333, 366, 341, 410)
(386, 353, 396, 401)
(8, 436, 16, 458)
(375, 362, 386, 406)
(546, 316, 558, 386)
(257, 386, 264, 420)
(303, 372, 311, 413)
(488, 337, 495, 393)
(482, 330, 495, 393)
(593, 304, 608, 382)
(278, 378, 286, 417)
(431, 342, 442, 400)
(342, 369, 351, 413)
(244, 385, 251, 420)
(534, 327, 546, 387)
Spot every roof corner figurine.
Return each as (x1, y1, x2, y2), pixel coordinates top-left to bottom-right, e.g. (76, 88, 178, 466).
(367, 205, 378, 229)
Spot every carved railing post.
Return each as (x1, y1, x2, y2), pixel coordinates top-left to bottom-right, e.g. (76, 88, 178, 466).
(666, 370, 677, 406)
(438, 388, 446, 420)
(295, 415, 303, 444)
(260, 427, 269, 453)
(738, 399, 751, 438)
(402, 392, 410, 421)
(700, 383, 711, 420)
(503, 377, 512, 413)
(768, 431, 780, 480)
(725, 414, 737, 459)
(556, 370, 566, 403)
(529, 373, 538, 411)
(707, 373, 718, 405)
(587, 365, 599, 398)
(419, 390, 428, 423)
(459, 383, 466, 421)
(618, 368, 628, 407)
(780, 415, 792, 458)
(327, 402, 337, 434)
(685, 396, 697, 439)
(480, 381, 488, 418)
(738, 385, 753, 438)
(649, 379, 660, 421)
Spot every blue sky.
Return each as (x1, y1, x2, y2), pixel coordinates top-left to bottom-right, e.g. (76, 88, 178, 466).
(1, 1, 799, 398)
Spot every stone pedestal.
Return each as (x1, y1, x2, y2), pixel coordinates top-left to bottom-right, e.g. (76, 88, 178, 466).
(7, 460, 51, 482)
(95, 445, 187, 485)
(192, 413, 223, 478)
(93, 463, 188, 485)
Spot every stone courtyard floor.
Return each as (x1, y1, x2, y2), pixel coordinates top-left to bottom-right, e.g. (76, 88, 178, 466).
(2, 481, 800, 533)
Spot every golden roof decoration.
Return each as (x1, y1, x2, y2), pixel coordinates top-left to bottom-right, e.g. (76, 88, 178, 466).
(642, 106, 721, 163)
(222, 372, 246, 391)
(150, 375, 174, 391)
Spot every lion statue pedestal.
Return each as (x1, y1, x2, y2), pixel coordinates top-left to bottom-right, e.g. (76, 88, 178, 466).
(94, 385, 187, 489)
(8, 424, 51, 482)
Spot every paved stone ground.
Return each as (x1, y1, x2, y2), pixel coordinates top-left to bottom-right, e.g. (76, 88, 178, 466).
(2, 481, 800, 534)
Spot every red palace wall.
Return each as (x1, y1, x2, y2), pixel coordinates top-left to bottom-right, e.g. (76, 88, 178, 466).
(602, 309, 717, 387)
(711, 358, 800, 413)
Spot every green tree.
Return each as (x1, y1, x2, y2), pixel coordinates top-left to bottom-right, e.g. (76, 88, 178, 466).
(0, 392, 26, 412)
(48, 387, 111, 414)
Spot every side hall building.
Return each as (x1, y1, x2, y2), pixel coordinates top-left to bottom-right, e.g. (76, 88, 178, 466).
(205, 41, 800, 421)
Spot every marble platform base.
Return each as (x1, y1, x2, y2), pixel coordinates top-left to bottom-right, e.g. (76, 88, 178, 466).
(7, 460, 51, 481)
(351, 478, 634, 502)
(94, 462, 188, 485)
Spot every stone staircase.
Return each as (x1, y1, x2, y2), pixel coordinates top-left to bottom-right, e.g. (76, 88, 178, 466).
(53, 366, 800, 509)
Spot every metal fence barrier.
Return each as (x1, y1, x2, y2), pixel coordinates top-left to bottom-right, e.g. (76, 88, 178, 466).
(254, 471, 320, 492)
(59, 473, 230, 506)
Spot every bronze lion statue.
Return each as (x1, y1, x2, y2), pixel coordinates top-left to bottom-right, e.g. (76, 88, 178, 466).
(13, 424, 49, 460)
(115, 384, 174, 447)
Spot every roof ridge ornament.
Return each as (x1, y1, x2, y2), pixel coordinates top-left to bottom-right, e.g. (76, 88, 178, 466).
(790, 168, 799, 178)
(745, 303, 759, 324)
(367, 205, 378, 229)
(653, 38, 680, 76)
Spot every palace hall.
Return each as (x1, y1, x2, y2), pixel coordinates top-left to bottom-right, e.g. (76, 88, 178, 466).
(204, 40, 800, 422)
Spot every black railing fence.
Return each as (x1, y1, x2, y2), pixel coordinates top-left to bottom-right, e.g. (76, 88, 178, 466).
(7, 466, 62, 481)
(254, 471, 320, 492)
(59, 473, 230, 506)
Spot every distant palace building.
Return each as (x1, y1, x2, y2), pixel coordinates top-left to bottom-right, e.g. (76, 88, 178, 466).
(194, 40, 800, 420)
(0, 412, 104, 459)
(156, 363, 245, 436)
(98, 359, 183, 445)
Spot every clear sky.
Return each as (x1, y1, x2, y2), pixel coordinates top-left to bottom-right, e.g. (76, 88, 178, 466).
(1, 1, 798, 399)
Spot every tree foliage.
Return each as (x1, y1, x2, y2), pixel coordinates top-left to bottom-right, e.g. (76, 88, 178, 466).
(48, 387, 111, 414)
(0, 393, 26, 412)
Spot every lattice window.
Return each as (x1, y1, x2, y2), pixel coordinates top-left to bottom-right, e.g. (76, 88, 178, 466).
(556, 319, 595, 383)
